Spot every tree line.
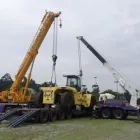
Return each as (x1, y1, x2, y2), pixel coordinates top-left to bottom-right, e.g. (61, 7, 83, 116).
(0, 73, 55, 92)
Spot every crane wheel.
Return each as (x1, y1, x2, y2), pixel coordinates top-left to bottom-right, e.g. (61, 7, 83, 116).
(60, 92, 74, 110)
(113, 109, 124, 120)
(101, 108, 111, 119)
(39, 110, 49, 123)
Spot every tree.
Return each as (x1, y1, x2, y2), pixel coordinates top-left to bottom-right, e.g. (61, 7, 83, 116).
(0, 73, 13, 91)
(0, 73, 56, 92)
(101, 89, 124, 99)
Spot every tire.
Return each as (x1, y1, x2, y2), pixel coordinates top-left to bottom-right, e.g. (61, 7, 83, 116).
(33, 115, 40, 123)
(113, 109, 124, 120)
(50, 111, 57, 122)
(65, 108, 73, 119)
(39, 110, 49, 123)
(123, 113, 128, 119)
(60, 92, 74, 110)
(35, 90, 44, 108)
(57, 110, 65, 120)
(101, 108, 111, 119)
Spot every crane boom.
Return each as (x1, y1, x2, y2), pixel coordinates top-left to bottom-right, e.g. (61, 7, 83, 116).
(10, 11, 61, 93)
(76, 36, 140, 108)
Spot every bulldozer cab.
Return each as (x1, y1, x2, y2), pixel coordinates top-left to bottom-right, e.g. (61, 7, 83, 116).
(63, 75, 81, 92)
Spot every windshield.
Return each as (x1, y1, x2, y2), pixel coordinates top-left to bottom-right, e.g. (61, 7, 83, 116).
(67, 78, 77, 86)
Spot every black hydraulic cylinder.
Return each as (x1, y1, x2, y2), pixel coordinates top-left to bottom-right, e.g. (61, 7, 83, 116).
(78, 37, 107, 64)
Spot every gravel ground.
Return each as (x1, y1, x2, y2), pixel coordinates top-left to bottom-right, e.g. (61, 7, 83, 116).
(0, 117, 140, 140)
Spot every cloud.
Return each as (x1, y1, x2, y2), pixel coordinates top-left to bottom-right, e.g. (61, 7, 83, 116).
(0, 0, 140, 92)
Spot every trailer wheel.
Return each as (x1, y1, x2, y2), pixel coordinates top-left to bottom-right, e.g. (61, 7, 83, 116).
(39, 110, 48, 123)
(101, 108, 111, 119)
(65, 108, 72, 119)
(113, 109, 124, 120)
(50, 111, 57, 122)
(123, 113, 128, 119)
(57, 111, 65, 120)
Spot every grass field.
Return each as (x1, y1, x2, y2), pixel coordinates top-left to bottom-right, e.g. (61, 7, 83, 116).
(0, 117, 140, 140)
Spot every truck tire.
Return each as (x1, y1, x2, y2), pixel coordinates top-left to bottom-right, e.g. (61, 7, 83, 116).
(65, 107, 73, 119)
(113, 109, 124, 120)
(60, 92, 74, 110)
(101, 108, 111, 119)
(39, 110, 49, 123)
(50, 111, 57, 122)
(123, 113, 128, 119)
(57, 111, 65, 120)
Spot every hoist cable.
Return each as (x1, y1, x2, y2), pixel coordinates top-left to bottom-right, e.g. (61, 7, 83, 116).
(55, 18, 58, 55)
(77, 39, 82, 75)
(50, 18, 58, 86)
(77, 39, 83, 86)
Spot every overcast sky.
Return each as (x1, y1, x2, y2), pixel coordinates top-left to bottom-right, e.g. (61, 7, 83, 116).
(0, 0, 140, 92)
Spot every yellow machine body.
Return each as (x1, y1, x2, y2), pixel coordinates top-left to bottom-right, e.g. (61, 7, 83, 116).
(40, 86, 93, 108)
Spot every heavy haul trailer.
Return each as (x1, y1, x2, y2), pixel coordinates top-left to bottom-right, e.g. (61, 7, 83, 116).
(76, 36, 140, 121)
(96, 99, 137, 120)
(0, 75, 97, 128)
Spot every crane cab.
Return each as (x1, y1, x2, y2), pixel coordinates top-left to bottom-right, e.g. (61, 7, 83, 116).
(63, 75, 81, 92)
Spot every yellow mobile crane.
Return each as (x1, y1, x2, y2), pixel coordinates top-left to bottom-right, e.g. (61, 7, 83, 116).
(0, 11, 61, 104)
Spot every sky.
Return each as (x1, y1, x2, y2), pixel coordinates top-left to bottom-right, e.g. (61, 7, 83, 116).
(0, 0, 140, 92)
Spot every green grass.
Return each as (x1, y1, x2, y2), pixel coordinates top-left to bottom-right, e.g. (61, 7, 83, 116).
(0, 117, 140, 140)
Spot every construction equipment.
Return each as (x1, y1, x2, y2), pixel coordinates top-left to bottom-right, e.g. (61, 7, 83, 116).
(76, 36, 140, 108)
(0, 73, 97, 127)
(40, 74, 97, 120)
(0, 10, 96, 127)
(76, 36, 140, 120)
(0, 11, 61, 104)
(38, 34, 97, 120)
